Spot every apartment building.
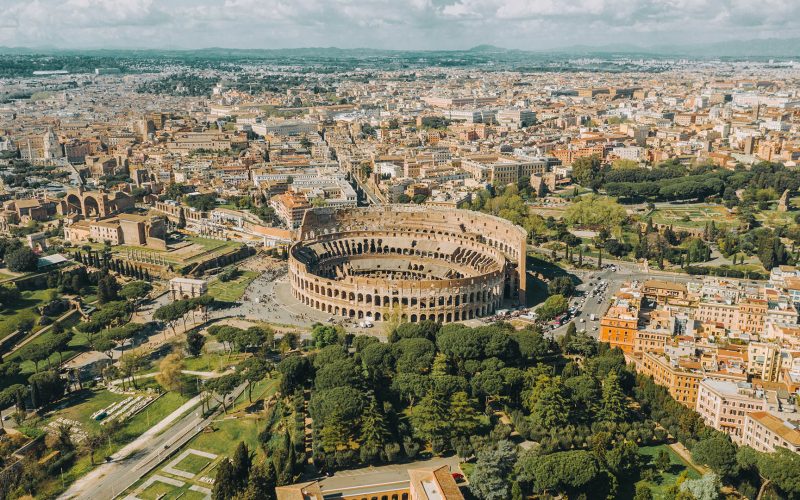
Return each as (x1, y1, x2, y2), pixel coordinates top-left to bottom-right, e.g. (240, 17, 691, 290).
(736, 298, 768, 335)
(642, 279, 688, 304)
(696, 379, 767, 442)
(742, 411, 800, 453)
(461, 155, 548, 185)
(270, 190, 312, 229)
(640, 351, 704, 406)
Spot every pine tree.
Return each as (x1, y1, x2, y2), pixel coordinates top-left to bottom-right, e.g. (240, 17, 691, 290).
(449, 391, 481, 438)
(241, 462, 276, 500)
(320, 411, 351, 454)
(431, 353, 449, 377)
(359, 398, 389, 462)
(411, 390, 451, 448)
(212, 458, 236, 500)
(177, 207, 187, 229)
(231, 442, 252, 492)
(599, 372, 629, 423)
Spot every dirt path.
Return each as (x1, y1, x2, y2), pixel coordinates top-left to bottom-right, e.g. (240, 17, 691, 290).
(669, 442, 710, 475)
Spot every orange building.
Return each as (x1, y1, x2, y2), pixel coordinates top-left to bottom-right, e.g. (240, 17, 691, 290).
(600, 305, 640, 354)
(736, 298, 767, 335)
(639, 351, 704, 406)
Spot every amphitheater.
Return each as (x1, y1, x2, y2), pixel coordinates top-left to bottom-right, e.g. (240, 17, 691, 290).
(289, 205, 527, 323)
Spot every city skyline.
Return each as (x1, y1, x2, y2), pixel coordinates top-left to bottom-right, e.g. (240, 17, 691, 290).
(2, 0, 800, 51)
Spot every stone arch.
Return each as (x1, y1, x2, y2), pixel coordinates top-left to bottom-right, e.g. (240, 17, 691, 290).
(82, 195, 100, 217)
(65, 193, 82, 214)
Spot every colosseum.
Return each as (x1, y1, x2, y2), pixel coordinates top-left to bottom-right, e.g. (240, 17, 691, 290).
(289, 205, 527, 323)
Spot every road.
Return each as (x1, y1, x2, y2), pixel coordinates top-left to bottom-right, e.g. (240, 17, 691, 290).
(542, 259, 698, 339)
(59, 383, 247, 500)
(352, 173, 382, 205)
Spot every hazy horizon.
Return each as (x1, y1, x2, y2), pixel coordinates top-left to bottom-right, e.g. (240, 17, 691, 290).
(1, 0, 800, 51)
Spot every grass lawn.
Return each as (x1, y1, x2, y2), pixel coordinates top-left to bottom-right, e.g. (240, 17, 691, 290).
(140, 480, 181, 500)
(187, 237, 232, 251)
(187, 415, 264, 459)
(174, 452, 214, 475)
(12, 312, 86, 373)
(46, 388, 126, 431)
(37, 389, 194, 498)
(630, 444, 702, 500)
(206, 270, 258, 303)
(0, 288, 54, 340)
(115, 391, 193, 442)
(183, 352, 249, 373)
(649, 204, 742, 231)
(233, 378, 278, 408)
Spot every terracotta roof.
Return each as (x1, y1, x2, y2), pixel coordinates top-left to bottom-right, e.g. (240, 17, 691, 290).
(748, 411, 800, 447)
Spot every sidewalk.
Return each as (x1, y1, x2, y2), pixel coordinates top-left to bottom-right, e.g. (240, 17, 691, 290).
(61, 393, 204, 497)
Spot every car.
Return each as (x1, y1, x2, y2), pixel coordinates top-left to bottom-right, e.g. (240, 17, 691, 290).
(452, 472, 465, 482)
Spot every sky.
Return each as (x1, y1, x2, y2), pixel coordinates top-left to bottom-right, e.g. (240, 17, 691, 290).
(1, 0, 800, 51)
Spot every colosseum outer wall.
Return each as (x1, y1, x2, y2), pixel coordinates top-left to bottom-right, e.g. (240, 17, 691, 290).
(289, 205, 527, 323)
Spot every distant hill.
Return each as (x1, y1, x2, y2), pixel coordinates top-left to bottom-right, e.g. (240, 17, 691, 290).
(1, 38, 798, 59)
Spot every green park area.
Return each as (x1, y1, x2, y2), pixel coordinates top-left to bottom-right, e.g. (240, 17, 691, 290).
(206, 270, 258, 303)
(630, 445, 702, 500)
(35, 383, 199, 499)
(0, 288, 54, 340)
(647, 204, 741, 231)
(122, 377, 279, 500)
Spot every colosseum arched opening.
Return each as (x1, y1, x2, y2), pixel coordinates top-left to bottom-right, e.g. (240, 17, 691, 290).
(289, 205, 527, 324)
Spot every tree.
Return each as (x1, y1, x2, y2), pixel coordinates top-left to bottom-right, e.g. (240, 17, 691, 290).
(692, 433, 739, 481)
(548, 276, 575, 297)
(449, 391, 481, 438)
(469, 441, 518, 500)
(316, 358, 363, 392)
(311, 323, 341, 348)
(529, 375, 571, 428)
(634, 483, 654, 500)
(154, 301, 187, 337)
(536, 294, 569, 321)
(97, 274, 120, 303)
(392, 338, 435, 374)
(156, 352, 185, 395)
(572, 155, 606, 190)
(411, 390, 451, 452)
(207, 373, 240, 414)
(5, 246, 38, 272)
(238, 356, 271, 402)
(516, 449, 603, 497)
(212, 458, 237, 500)
(241, 461, 276, 500)
(604, 439, 640, 478)
(757, 446, 800, 498)
(119, 280, 152, 306)
(277, 356, 311, 395)
(679, 472, 721, 500)
(655, 449, 671, 472)
(28, 370, 65, 408)
(359, 397, 390, 463)
(391, 373, 431, 407)
(231, 442, 252, 492)
(177, 207, 187, 229)
(186, 331, 206, 357)
(119, 348, 147, 390)
(83, 432, 104, 466)
(599, 372, 629, 423)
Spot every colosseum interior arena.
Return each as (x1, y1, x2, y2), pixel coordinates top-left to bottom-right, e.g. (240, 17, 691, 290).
(289, 205, 527, 323)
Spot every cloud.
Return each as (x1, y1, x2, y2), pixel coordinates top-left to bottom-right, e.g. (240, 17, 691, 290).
(0, 0, 798, 49)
